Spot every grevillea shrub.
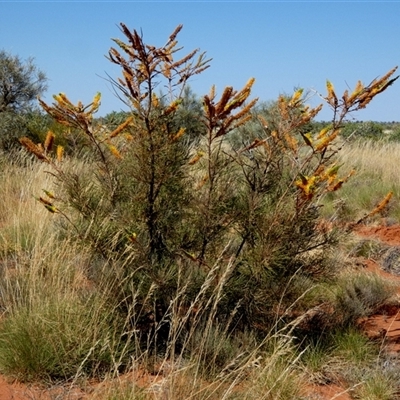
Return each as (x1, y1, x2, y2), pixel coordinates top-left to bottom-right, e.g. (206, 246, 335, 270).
(20, 23, 398, 339)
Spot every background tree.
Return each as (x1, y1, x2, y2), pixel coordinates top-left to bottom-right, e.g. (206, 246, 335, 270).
(0, 50, 47, 150)
(0, 50, 47, 113)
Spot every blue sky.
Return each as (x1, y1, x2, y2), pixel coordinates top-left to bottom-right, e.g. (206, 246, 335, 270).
(1, 1, 399, 121)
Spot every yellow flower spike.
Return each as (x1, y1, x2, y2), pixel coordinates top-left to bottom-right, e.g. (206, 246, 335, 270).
(89, 92, 101, 112)
(56, 145, 64, 162)
(127, 232, 137, 243)
(93, 92, 101, 104)
(289, 88, 303, 107)
(326, 80, 338, 107)
(295, 174, 318, 198)
(58, 93, 73, 106)
(44, 204, 58, 213)
(317, 125, 332, 140)
(325, 163, 341, 177)
(42, 190, 55, 199)
(152, 93, 159, 108)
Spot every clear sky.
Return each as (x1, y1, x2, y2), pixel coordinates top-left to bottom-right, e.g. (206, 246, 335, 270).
(1, 1, 399, 121)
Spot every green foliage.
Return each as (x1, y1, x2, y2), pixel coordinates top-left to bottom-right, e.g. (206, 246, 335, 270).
(0, 50, 47, 113)
(340, 121, 384, 141)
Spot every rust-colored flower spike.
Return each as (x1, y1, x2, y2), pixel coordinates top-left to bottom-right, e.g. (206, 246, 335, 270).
(38, 92, 101, 132)
(369, 191, 393, 216)
(188, 151, 205, 165)
(172, 127, 186, 142)
(356, 67, 399, 110)
(204, 78, 258, 138)
(108, 23, 211, 108)
(19, 137, 49, 163)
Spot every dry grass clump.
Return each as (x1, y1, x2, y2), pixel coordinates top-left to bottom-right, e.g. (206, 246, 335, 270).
(322, 139, 400, 222)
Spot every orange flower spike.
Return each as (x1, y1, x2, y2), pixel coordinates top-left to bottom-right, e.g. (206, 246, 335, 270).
(44, 130, 55, 152)
(108, 144, 123, 159)
(370, 191, 393, 216)
(164, 99, 182, 116)
(258, 115, 268, 129)
(278, 95, 289, 120)
(188, 151, 205, 165)
(342, 90, 349, 106)
(196, 175, 209, 190)
(208, 84, 216, 101)
(38, 196, 53, 206)
(216, 86, 234, 114)
(328, 179, 344, 192)
(172, 127, 186, 142)
(19, 137, 49, 162)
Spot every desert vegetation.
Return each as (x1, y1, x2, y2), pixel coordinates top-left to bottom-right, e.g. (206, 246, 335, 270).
(1, 23, 400, 399)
